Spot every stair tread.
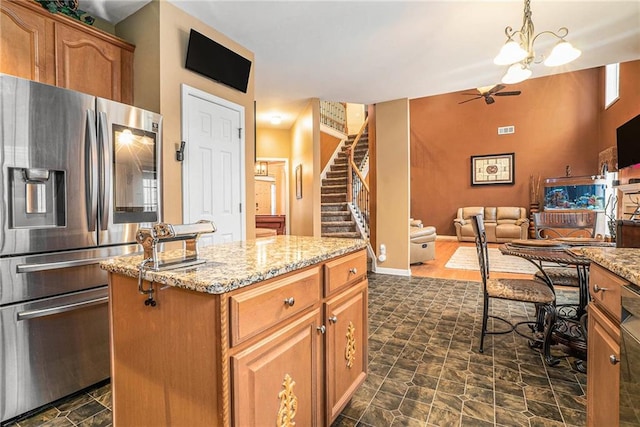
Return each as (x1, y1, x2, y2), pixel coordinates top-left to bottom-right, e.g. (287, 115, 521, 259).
(321, 232, 362, 238)
(321, 221, 356, 226)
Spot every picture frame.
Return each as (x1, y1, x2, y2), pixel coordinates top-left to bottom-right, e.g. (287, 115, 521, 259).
(295, 164, 303, 199)
(470, 153, 515, 186)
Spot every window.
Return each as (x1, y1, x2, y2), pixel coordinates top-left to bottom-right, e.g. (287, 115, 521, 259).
(143, 173, 158, 212)
(605, 63, 619, 108)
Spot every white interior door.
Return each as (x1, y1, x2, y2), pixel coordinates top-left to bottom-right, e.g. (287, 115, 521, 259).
(182, 85, 245, 245)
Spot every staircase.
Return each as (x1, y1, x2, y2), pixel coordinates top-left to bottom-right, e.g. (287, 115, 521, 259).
(321, 133, 369, 238)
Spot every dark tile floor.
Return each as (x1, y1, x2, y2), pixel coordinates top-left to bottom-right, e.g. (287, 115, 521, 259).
(3, 274, 586, 427)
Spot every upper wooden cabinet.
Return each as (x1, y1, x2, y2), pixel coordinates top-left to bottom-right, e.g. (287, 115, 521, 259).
(0, 0, 133, 103)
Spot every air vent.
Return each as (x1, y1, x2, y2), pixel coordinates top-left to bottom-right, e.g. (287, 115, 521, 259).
(498, 126, 515, 135)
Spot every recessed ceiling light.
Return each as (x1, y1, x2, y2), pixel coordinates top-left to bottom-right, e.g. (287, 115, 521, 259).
(270, 115, 282, 125)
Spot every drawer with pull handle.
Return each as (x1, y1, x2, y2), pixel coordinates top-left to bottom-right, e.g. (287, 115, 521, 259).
(324, 250, 367, 296)
(589, 263, 626, 321)
(229, 266, 320, 346)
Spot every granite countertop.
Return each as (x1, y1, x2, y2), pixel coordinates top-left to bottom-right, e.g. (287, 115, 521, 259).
(100, 235, 367, 294)
(578, 247, 640, 285)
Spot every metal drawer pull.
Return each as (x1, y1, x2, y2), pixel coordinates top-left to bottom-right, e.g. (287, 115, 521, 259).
(610, 355, 620, 365)
(328, 315, 338, 323)
(349, 267, 358, 275)
(284, 297, 295, 307)
(17, 296, 108, 321)
(593, 284, 608, 293)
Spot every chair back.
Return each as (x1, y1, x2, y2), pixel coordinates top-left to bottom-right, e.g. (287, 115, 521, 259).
(533, 211, 597, 239)
(470, 214, 490, 285)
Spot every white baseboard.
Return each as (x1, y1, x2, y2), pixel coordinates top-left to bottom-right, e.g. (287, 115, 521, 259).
(372, 266, 411, 276)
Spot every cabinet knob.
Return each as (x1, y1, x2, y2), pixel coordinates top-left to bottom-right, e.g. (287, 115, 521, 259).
(328, 315, 338, 323)
(283, 297, 295, 307)
(317, 325, 326, 334)
(349, 268, 358, 275)
(593, 284, 608, 293)
(610, 355, 620, 365)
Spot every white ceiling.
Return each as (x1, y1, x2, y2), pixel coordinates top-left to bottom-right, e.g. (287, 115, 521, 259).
(81, 1, 640, 129)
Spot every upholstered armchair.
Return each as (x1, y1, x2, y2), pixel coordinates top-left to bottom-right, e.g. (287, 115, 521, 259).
(410, 219, 436, 264)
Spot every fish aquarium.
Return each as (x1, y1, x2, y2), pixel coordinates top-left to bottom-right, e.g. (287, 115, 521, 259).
(544, 176, 606, 210)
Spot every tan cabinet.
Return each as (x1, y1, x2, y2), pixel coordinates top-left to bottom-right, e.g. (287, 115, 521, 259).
(0, 0, 133, 103)
(109, 248, 368, 427)
(325, 280, 368, 421)
(231, 309, 323, 426)
(587, 303, 620, 426)
(0, 0, 52, 83)
(587, 263, 623, 427)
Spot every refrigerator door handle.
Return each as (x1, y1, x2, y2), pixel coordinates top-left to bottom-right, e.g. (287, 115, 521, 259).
(97, 111, 110, 231)
(85, 109, 98, 232)
(16, 296, 108, 321)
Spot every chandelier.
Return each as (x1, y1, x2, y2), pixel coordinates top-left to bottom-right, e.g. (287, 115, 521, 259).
(494, 0, 581, 84)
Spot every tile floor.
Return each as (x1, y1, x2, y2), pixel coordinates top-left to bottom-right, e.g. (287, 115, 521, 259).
(3, 274, 586, 427)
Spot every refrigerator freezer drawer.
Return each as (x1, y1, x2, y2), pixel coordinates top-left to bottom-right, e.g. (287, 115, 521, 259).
(0, 244, 139, 306)
(0, 287, 110, 423)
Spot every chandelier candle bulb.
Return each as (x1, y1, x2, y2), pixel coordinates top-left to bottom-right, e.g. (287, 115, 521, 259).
(495, 0, 581, 83)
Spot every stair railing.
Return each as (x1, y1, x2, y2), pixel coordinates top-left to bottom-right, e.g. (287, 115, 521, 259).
(346, 117, 370, 239)
(319, 101, 347, 134)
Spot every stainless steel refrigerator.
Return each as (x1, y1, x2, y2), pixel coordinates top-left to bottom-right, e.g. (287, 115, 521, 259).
(0, 74, 162, 422)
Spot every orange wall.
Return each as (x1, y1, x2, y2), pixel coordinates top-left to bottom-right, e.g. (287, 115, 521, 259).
(376, 98, 410, 272)
(411, 68, 601, 236)
(256, 127, 291, 158)
(320, 132, 341, 171)
(599, 60, 640, 183)
(290, 100, 321, 236)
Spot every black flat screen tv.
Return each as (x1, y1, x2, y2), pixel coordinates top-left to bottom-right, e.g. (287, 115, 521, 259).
(617, 114, 640, 170)
(185, 29, 251, 93)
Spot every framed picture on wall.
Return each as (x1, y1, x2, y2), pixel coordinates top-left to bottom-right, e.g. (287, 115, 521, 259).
(471, 153, 515, 185)
(295, 164, 303, 199)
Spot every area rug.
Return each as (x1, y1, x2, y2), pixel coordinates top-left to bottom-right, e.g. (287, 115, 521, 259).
(445, 246, 538, 274)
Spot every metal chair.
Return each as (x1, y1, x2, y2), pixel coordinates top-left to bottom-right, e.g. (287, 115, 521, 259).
(471, 214, 558, 365)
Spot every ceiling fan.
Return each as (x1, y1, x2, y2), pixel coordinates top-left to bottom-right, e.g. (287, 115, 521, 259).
(459, 84, 521, 105)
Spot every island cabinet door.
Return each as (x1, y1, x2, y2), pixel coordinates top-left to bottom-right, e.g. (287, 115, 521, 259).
(587, 303, 619, 427)
(324, 279, 368, 423)
(230, 309, 323, 427)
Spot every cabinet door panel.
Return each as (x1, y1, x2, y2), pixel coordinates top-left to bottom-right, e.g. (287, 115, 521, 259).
(54, 23, 121, 101)
(325, 280, 368, 422)
(231, 309, 322, 427)
(1, 1, 51, 82)
(587, 304, 619, 427)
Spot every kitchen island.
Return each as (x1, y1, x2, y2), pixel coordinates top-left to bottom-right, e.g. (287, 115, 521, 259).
(100, 235, 368, 427)
(578, 247, 640, 427)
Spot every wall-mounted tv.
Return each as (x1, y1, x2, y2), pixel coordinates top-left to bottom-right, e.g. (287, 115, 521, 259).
(617, 114, 640, 170)
(185, 29, 251, 93)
